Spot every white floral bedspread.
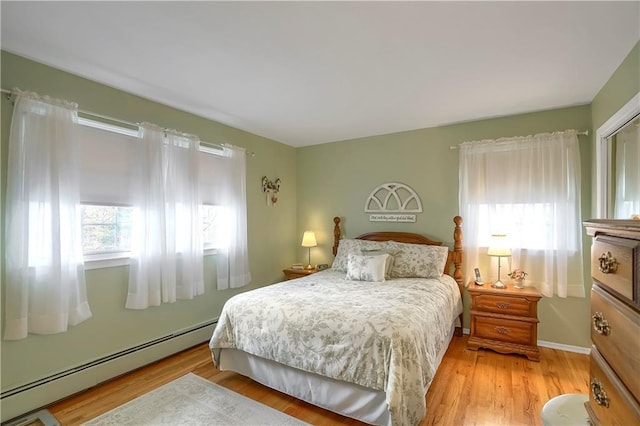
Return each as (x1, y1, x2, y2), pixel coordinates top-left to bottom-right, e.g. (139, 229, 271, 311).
(209, 269, 463, 425)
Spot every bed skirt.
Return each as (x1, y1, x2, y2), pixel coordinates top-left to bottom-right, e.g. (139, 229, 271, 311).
(218, 322, 457, 425)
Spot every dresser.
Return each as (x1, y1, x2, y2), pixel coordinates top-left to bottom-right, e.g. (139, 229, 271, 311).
(467, 283, 541, 361)
(583, 220, 640, 426)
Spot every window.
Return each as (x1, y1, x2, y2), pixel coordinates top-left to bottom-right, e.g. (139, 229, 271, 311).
(6, 94, 249, 323)
(459, 130, 584, 298)
(475, 203, 579, 252)
(76, 117, 249, 291)
(81, 204, 228, 257)
(77, 120, 219, 265)
(75, 118, 137, 267)
(201, 205, 227, 250)
(81, 204, 134, 254)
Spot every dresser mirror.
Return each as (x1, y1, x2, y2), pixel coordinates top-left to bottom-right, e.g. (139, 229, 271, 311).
(596, 92, 640, 219)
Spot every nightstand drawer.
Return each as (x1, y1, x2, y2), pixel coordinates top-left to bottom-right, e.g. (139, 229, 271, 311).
(283, 268, 317, 280)
(588, 347, 640, 426)
(472, 294, 534, 317)
(591, 284, 640, 402)
(592, 236, 638, 304)
(472, 315, 536, 346)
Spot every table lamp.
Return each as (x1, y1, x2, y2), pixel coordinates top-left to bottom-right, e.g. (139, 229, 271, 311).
(301, 231, 317, 270)
(487, 234, 511, 289)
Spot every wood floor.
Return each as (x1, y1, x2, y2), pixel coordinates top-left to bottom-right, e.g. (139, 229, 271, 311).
(46, 335, 589, 425)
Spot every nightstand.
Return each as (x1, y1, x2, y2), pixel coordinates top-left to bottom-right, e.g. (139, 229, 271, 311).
(467, 282, 541, 361)
(283, 268, 317, 280)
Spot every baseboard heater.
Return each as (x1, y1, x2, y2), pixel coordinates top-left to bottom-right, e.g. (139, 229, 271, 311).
(1, 318, 218, 423)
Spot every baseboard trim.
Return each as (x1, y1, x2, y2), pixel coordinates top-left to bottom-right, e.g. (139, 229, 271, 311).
(537, 340, 591, 355)
(1, 319, 217, 423)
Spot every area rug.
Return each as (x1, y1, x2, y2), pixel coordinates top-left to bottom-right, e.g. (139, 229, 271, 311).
(82, 373, 309, 425)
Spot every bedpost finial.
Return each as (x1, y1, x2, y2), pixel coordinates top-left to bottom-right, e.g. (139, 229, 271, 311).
(453, 216, 463, 250)
(333, 217, 342, 257)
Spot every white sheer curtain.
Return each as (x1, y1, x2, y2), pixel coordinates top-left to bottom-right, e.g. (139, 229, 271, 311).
(200, 145, 251, 289)
(459, 130, 584, 298)
(614, 118, 640, 219)
(126, 123, 204, 309)
(4, 91, 92, 339)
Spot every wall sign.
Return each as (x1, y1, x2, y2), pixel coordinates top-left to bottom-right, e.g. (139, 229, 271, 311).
(365, 182, 423, 222)
(369, 214, 416, 223)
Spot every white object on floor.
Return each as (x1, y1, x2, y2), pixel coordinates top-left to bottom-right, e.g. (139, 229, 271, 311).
(541, 393, 589, 426)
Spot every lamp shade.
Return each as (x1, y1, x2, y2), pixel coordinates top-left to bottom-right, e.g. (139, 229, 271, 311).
(487, 234, 512, 257)
(301, 231, 317, 248)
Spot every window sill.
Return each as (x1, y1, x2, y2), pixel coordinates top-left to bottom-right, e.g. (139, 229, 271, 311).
(84, 252, 131, 270)
(83, 249, 219, 271)
(203, 247, 218, 256)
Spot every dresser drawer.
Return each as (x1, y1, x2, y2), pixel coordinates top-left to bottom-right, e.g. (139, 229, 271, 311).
(588, 347, 640, 426)
(471, 315, 536, 346)
(591, 284, 640, 402)
(592, 236, 639, 304)
(472, 294, 535, 317)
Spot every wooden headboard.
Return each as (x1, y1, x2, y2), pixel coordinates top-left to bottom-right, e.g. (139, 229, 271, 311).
(332, 216, 464, 335)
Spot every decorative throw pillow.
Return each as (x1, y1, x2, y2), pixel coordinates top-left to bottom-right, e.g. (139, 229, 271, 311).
(383, 241, 449, 278)
(332, 238, 388, 272)
(346, 253, 389, 282)
(360, 249, 398, 279)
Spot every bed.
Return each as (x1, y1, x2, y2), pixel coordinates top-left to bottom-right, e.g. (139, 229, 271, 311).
(209, 216, 464, 425)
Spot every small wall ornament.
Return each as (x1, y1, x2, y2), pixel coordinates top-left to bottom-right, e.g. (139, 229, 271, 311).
(262, 176, 281, 205)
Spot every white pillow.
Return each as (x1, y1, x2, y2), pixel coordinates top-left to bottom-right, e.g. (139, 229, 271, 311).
(346, 253, 389, 282)
(360, 249, 397, 279)
(332, 238, 388, 272)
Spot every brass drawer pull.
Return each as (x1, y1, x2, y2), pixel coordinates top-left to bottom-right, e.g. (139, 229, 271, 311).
(496, 302, 510, 309)
(598, 251, 618, 274)
(591, 378, 610, 408)
(592, 312, 611, 336)
(495, 327, 509, 335)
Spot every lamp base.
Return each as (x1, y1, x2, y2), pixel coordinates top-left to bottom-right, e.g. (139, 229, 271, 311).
(306, 264, 314, 270)
(491, 280, 507, 289)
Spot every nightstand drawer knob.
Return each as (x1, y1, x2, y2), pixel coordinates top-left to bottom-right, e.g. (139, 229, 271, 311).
(496, 302, 510, 309)
(592, 312, 611, 336)
(495, 327, 509, 335)
(591, 378, 610, 408)
(598, 251, 618, 274)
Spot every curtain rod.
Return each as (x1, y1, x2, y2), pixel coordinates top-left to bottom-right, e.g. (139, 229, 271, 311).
(2, 88, 138, 128)
(1, 87, 255, 157)
(448, 129, 590, 150)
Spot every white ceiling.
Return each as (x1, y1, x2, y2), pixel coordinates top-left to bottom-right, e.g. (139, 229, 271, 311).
(2, 1, 639, 147)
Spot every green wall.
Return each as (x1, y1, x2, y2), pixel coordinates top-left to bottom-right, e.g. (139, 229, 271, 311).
(592, 41, 639, 132)
(297, 105, 593, 348)
(0, 51, 298, 395)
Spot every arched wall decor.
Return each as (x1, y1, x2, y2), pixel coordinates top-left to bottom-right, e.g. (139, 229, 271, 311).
(364, 182, 423, 222)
